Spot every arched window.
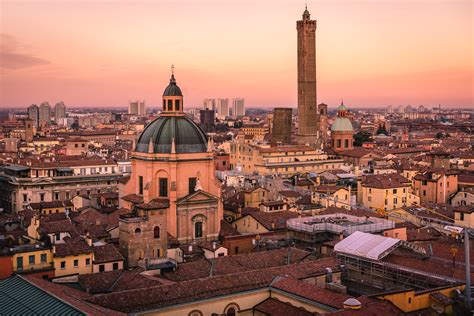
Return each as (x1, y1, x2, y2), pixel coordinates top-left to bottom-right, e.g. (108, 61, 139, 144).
(154, 226, 160, 239)
(226, 308, 236, 316)
(195, 222, 203, 238)
(135, 228, 141, 235)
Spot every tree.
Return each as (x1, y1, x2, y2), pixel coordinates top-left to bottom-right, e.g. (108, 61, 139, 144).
(353, 131, 373, 146)
(376, 123, 388, 135)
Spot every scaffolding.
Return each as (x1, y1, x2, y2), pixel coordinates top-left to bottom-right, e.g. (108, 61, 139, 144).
(337, 253, 462, 295)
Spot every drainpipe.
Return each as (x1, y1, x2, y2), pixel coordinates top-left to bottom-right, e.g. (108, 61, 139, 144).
(465, 229, 471, 310)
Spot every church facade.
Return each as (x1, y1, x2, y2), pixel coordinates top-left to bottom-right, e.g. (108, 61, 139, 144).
(119, 72, 223, 267)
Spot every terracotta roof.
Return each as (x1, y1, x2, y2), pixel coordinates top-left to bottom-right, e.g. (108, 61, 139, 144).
(54, 237, 93, 257)
(257, 145, 314, 153)
(247, 211, 299, 231)
(79, 269, 162, 294)
(337, 148, 380, 158)
(93, 244, 123, 264)
(278, 190, 302, 198)
(219, 220, 241, 237)
(271, 276, 352, 309)
(360, 173, 410, 189)
(30, 200, 73, 210)
(121, 194, 144, 204)
(253, 297, 314, 316)
(162, 248, 311, 282)
(87, 257, 337, 313)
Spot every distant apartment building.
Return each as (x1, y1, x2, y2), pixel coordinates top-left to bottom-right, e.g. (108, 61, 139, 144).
(38, 102, 51, 126)
(27, 104, 40, 128)
(54, 101, 66, 124)
(357, 174, 420, 212)
(216, 98, 229, 118)
(413, 170, 459, 204)
(229, 143, 344, 176)
(129, 100, 146, 115)
(232, 98, 245, 117)
(0, 158, 126, 213)
(203, 98, 216, 111)
(272, 108, 292, 144)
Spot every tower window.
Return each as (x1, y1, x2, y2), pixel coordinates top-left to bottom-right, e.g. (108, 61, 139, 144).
(159, 178, 168, 197)
(138, 176, 143, 195)
(167, 99, 172, 111)
(135, 228, 141, 235)
(189, 177, 197, 194)
(163, 100, 166, 111)
(344, 139, 349, 148)
(154, 226, 160, 239)
(175, 100, 180, 111)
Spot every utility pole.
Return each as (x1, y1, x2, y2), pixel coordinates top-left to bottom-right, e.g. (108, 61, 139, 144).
(465, 229, 471, 310)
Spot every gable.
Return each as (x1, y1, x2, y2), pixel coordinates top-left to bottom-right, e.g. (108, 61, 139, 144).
(176, 190, 219, 205)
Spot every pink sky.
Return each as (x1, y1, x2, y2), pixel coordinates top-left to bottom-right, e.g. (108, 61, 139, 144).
(0, 0, 472, 108)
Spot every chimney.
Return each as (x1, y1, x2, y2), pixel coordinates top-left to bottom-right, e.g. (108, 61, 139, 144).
(188, 245, 193, 252)
(85, 232, 92, 246)
(212, 241, 216, 250)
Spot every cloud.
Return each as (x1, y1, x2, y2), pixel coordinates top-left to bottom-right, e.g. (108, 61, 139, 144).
(0, 34, 50, 69)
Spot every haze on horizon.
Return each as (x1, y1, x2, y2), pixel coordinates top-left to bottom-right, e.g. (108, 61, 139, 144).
(0, 0, 472, 109)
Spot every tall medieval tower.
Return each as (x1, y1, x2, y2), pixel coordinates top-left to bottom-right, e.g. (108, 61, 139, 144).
(296, 8, 327, 146)
(296, 7, 323, 146)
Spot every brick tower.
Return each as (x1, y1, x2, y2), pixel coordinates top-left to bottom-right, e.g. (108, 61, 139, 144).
(296, 6, 319, 146)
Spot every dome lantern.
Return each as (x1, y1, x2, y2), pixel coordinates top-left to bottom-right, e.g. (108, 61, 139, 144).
(162, 65, 184, 114)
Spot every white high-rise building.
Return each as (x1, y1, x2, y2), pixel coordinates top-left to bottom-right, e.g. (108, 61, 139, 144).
(232, 98, 245, 117)
(54, 101, 66, 124)
(38, 102, 51, 125)
(203, 98, 216, 111)
(129, 100, 146, 115)
(216, 98, 229, 118)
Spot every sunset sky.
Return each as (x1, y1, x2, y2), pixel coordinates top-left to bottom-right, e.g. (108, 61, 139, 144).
(0, 0, 472, 109)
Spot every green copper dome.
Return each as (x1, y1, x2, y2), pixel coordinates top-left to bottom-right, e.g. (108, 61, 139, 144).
(163, 74, 183, 97)
(331, 117, 353, 132)
(135, 116, 207, 154)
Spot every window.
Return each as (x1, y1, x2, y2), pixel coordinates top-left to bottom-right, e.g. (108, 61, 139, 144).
(163, 100, 166, 111)
(29, 255, 35, 265)
(195, 222, 203, 238)
(138, 176, 143, 195)
(393, 189, 397, 194)
(154, 226, 160, 239)
(85, 258, 90, 266)
(234, 246, 239, 254)
(344, 139, 349, 148)
(337, 139, 341, 148)
(17, 257, 23, 270)
(55, 233, 61, 241)
(99, 264, 105, 272)
(23, 194, 28, 202)
(135, 228, 141, 235)
(189, 177, 197, 194)
(54, 192, 59, 200)
(159, 178, 168, 197)
(113, 262, 119, 270)
(167, 99, 172, 111)
(74, 259, 79, 268)
(60, 261, 66, 269)
(40, 193, 45, 202)
(460, 213, 465, 221)
(226, 307, 237, 316)
(423, 190, 426, 196)
(40, 254, 47, 263)
(175, 99, 180, 111)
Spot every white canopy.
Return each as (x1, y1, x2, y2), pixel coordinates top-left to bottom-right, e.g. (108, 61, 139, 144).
(334, 231, 401, 260)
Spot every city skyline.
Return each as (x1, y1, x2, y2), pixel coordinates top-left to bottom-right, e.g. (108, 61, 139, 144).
(1, 0, 472, 108)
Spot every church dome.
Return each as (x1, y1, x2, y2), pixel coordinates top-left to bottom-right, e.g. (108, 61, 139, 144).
(135, 115, 207, 154)
(163, 74, 182, 97)
(331, 117, 353, 132)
